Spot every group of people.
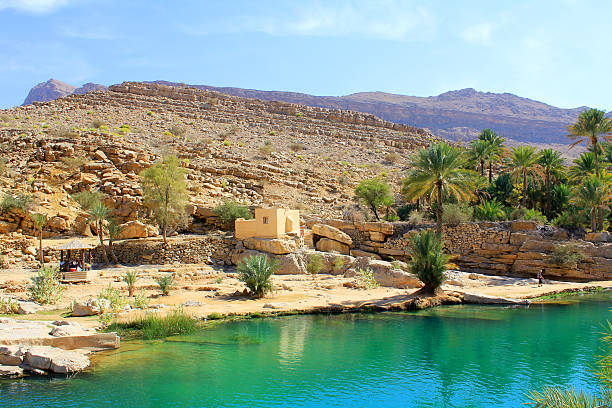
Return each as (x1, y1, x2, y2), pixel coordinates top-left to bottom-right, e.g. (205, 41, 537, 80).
(59, 259, 85, 272)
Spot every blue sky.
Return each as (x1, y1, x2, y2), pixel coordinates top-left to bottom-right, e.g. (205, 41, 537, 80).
(0, 0, 610, 109)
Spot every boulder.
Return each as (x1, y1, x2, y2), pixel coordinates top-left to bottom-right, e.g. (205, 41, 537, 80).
(312, 224, 353, 245)
(23, 346, 90, 374)
(510, 220, 539, 232)
(347, 258, 421, 288)
(230, 249, 264, 265)
(276, 252, 306, 275)
(117, 220, 157, 239)
(350, 249, 381, 260)
(316, 238, 350, 255)
(243, 237, 297, 255)
(585, 232, 612, 242)
(72, 298, 110, 316)
(0, 364, 24, 378)
(17, 301, 42, 315)
(0, 345, 25, 366)
(462, 292, 530, 305)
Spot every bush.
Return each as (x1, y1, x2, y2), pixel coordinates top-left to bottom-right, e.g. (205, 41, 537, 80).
(360, 268, 379, 289)
(509, 207, 547, 224)
(474, 199, 505, 221)
(306, 254, 323, 276)
(1, 193, 36, 213)
(132, 289, 149, 309)
(106, 310, 197, 340)
(289, 142, 305, 152)
(552, 208, 586, 229)
(258, 142, 274, 156)
(72, 190, 103, 210)
(441, 204, 473, 226)
(29, 266, 64, 305)
(0, 158, 7, 176)
(0, 297, 19, 314)
(98, 284, 128, 313)
(237, 255, 278, 297)
(548, 243, 586, 269)
(169, 125, 186, 137)
(214, 201, 253, 229)
(354, 177, 394, 221)
(332, 257, 344, 272)
(91, 119, 105, 129)
(123, 271, 139, 297)
(408, 230, 449, 293)
(408, 210, 428, 224)
(384, 152, 400, 164)
(155, 275, 175, 296)
(60, 155, 87, 171)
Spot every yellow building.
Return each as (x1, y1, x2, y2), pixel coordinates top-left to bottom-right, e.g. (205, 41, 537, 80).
(235, 208, 300, 240)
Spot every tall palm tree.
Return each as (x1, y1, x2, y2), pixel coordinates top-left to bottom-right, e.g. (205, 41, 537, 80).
(88, 201, 110, 265)
(572, 172, 611, 232)
(30, 213, 47, 267)
(507, 146, 542, 208)
(403, 142, 475, 235)
(567, 108, 612, 177)
(569, 152, 596, 182)
(478, 129, 506, 182)
(538, 149, 565, 218)
(468, 139, 489, 177)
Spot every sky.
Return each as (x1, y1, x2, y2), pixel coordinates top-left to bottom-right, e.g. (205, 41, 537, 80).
(0, 0, 610, 109)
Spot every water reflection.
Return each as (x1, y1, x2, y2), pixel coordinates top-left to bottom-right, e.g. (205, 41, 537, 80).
(278, 317, 311, 368)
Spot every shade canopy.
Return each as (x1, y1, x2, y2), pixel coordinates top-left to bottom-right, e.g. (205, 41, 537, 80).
(56, 239, 96, 251)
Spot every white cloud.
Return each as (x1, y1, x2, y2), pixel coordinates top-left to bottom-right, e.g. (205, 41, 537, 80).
(461, 22, 494, 45)
(181, 0, 437, 42)
(0, 0, 73, 13)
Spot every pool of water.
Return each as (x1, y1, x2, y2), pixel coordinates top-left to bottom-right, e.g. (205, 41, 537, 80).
(1, 293, 610, 407)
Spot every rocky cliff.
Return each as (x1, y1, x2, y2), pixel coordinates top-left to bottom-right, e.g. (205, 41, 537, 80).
(22, 79, 106, 105)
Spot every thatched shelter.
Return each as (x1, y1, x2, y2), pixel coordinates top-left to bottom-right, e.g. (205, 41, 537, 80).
(56, 239, 95, 282)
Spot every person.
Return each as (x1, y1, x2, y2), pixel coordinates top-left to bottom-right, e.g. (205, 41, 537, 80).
(537, 269, 544, 286)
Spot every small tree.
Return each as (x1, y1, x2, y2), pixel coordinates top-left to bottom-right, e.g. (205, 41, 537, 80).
(306, 254, 323, 279)
(408, 230, 449, 295)
(88, 201, 110, 265)
(29, 265, 64, 305)
(106, 219, 123, 265)
(123, 271, 139, 297)
(354, 177, 393, 221)
(213, 201, 253, 230)
(141, 155, 188, 244)
(30, 213, 47, 267)
(237, 255, 278, 298)
(154, 275, 174, 296)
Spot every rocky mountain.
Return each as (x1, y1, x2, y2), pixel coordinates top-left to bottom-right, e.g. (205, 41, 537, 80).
(22, 78, 592, 144)
(22, 79, 107, 106)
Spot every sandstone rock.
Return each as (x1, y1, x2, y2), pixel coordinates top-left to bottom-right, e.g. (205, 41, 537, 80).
(312, 224, 353, 245)
(243, 237, 297, 255)
(462, 292, 530, 305)
(23, 346, 90, 374)
(17, 301, 42, 315)
(510, 220, 538, 232)
(49, 325, 91, 337)
(585, 232, 612, 242)
(0, 364, 24, 377)
(276, 252, 306, 275)
(347, 258, 421, 288)
(316, 238, 350, 255)
(0, 345, 25, 366)
(231, 249, 263, 266)
(117, 220, 153, 239)
(72, 298, 110, 316)
(350, 249, 381, 260)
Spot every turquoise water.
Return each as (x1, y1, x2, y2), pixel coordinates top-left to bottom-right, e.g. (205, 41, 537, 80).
(1, 294, 610, 407)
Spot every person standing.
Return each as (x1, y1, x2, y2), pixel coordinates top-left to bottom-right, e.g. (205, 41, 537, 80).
(537, 269, 544, 286)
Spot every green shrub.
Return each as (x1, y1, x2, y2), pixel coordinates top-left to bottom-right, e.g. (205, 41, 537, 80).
(509, 207, 547, 224)
(106, 310, 197, 340)
(548, 243, 586, 269)
(408, 210, 428, 224)
(213, 201, 253, 229)
(155, 275, 175, 296)
(332, 257, 344, 272)
(123, 271, 139, 297)
(441, 204, 473, 226)
(132, 289, 149, 309)
(72, 190, 103, 210)
(474, 199, 505, 221)
(1, 193, 36, 213)
(237, 255, 278, 297)
(258, 143, 274, 156)
(98, 284, 128, 312)
(306, 254, 323, 276)
(408, 230, 449, 293)
(29, 266, 64, 305)
(360, 268, 379, 289)
(0, 297, 19, 314)
(354, 177, 394, 221)
(384, 152, 400, 163)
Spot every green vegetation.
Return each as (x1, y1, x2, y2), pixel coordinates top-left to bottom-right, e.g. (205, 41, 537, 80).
(106, 310, 197, 340)
(408, 230, 449, 294)
(155, 275, 175, 296)
(123, 271, 139, 297)
(354, 177, 394, 221)
(440, 204, 473, 226)
(72, 190, 104, 210)
(306, 253, 323, 277)
(214, 201, 253, 229)
(132, 289, 149, 309)
(332, 257, 344, 272)
(359, 268, 379, 289)
(30, 213, 47, 267)
(474, 199, 505, 221)
(0, 193, 36, 213)
(141, 155, 188, 244)
(0, 297, 19, 314)
(98, 284, 128, 313)
(29, 266, 64, 305)
(88, 201, 111, 265)
(548, 243, 587, 269)
(237, 255, 278, 298)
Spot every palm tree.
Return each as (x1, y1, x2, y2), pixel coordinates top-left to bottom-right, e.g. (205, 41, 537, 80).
(478, 129, 506, 182)
(237, 255, 279, 298)
(408, 230, 450, 295)
(569, 152, 596, 182)
(538, 149, 565, 218)
(507, 146, 542, 208)
(567, 108, 612, 177)
(403, 142, 475, 235)
(88, 201, 110, 265)
(30, 213, 47, 267)
(106, 219, 123, 265)
(468, 139, 489, 177)
(572, 172, 611, 232)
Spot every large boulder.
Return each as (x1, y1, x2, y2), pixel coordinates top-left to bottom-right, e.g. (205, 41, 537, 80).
(22, 346, 90, 374)
(117, 221, 158, 240)
(276, 252, 307, 275)
(347, 258, 421, 288)
(230, 249, 264, 266)
(312, 224, 352, 245)
(316, 238, 350, 255)
(72, 298, 110, 316)
(243, 237, 297, 255)
(0, 346, 25, 366)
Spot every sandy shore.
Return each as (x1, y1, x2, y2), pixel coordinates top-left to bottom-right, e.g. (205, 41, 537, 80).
(1, 263, 610, 327)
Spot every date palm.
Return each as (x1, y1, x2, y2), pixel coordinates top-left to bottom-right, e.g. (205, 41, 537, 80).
(478, 129, 506, 182)
(403, 142, 475, 235)
(507, 146, 542, 208)
(567, 108, 612, 177)
(468, 139, 489, 177)
(569, 152, 596, 182)
(88, 201, 110, 265)
(30, 213, 48, 267)
(572, 172, 611, 232)
(538, 149, 565, 218)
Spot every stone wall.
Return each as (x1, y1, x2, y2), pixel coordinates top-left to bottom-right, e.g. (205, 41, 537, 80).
(315, 219, 612, 281)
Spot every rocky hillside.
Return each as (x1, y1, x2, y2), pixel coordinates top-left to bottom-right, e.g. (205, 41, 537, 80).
(22, 79, 107, 106)
(0, 81, 432, 267)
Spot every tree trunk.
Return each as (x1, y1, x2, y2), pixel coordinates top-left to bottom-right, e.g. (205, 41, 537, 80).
(436, 181, 443, 236)
(545, 171, 551, 219)
(591, 209, 597, 232)
(162, 226, 168, 245)
(480, 160, 484, 177)
(98, 221, 109, 265)
(39, 228, 44, 268)
(592, 136, 603, 231)
(488, 161, 493, 183)
(521, 171, 528, 208)
(372, 206, 380, 221)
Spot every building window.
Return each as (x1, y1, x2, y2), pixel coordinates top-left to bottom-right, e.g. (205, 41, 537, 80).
(263, 216, 269, 225)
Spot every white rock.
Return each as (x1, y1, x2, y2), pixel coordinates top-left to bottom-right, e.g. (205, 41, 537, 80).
(23, 346, 90, 374)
